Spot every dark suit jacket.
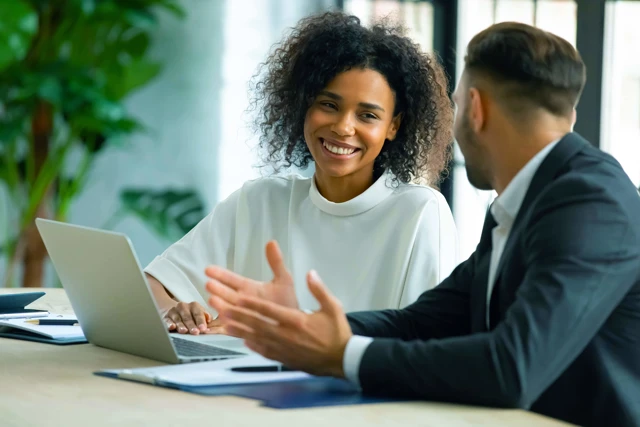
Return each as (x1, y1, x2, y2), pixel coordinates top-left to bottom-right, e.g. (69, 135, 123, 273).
(348, 133, 640, 427)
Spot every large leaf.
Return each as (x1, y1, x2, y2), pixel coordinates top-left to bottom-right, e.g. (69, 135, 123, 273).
(119, 189, 205, 241)
(0, 0, 38, 71)
(122, 32, 150, 58)
(93, 0, 185, 19)
(0, 104, 30, 144)
(122, 8, 157, 30)
(155, 0, 186, 18)
(0, 143, 28, 190)
(106, 58, 161, 100)
(0, 238, 17, 255)
(72, 113, 141, 136)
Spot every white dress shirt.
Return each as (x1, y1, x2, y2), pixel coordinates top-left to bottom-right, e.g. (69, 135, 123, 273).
(343, 139, 560, 386)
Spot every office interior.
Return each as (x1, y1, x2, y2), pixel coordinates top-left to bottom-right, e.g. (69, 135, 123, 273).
(0, 0, 638, 287)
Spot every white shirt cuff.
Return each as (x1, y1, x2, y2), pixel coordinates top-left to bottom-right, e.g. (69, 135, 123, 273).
(343, 335, 374, 388)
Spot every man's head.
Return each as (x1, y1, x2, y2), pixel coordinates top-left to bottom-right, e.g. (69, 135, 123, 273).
(452, 22, 586, 190)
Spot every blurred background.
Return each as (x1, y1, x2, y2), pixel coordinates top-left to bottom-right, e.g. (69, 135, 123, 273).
(1, 0, 638, 288)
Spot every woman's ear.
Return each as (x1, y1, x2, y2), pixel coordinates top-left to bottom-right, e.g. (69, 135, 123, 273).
(386, 113, 403, 141)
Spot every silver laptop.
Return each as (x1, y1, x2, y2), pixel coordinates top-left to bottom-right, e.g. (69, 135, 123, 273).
(36, 218, 251, 364)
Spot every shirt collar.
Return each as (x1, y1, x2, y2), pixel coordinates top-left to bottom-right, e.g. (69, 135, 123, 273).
(491, 139, 561, 227)
(309, 170, 395, 217)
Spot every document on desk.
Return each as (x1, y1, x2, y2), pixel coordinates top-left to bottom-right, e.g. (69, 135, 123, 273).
(96, 356, 402, 410)
(0, 314, 87, 344)
(97, 355, 311, 387)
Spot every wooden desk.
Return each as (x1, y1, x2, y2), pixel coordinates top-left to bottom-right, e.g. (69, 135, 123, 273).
(0, 288, 573, 427)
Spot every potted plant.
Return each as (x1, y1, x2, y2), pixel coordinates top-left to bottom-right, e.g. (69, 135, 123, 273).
(0, 0, 204, 287)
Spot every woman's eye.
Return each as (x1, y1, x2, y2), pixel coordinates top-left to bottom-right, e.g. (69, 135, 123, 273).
(320, 102, 337, 109)
(361, 113, 378, 120)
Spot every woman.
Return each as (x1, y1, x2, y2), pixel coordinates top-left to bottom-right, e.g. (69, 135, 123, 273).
(145, 12, 458, 335)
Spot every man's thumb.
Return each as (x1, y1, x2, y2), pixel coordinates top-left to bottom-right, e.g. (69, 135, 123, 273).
(307, 270, 340, 315)
(266, 240, 290, 281)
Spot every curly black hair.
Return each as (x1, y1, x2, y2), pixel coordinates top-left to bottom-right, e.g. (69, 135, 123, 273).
(249, 11, 454, 185)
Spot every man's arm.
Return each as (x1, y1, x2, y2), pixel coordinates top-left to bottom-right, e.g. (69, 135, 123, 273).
(347, 255, 475, 340)
(347, 204, 504, 340)
(355, 177, 640, 407)
(343, 253, 477, 386)
(348, 193, 470, 341)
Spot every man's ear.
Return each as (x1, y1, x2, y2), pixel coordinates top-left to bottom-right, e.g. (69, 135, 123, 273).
(469, 87, 485, 132)
(386, 113, 403, 141)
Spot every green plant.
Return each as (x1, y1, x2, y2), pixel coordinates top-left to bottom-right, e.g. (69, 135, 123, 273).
(106, 189, 206, 242)
(0, 0, 201, 287)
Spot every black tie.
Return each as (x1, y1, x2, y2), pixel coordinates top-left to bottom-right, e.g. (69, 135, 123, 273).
(489, 273, 502, 330)
(478, 208, 501, 330)
(477, 208, 497, 252)
(484, 209, 502, 330)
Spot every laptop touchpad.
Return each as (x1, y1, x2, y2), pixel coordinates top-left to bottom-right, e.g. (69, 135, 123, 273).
(179, 334, 246, 348)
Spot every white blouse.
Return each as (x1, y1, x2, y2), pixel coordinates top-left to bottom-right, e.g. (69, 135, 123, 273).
(145, 172, 459, 312)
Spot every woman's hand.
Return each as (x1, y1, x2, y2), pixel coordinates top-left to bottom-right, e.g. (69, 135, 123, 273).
(146, 272, 220, 335)
(161, 301, 213, 335)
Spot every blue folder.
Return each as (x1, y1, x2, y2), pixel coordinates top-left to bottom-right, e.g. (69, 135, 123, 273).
(95, 371, 408, 409)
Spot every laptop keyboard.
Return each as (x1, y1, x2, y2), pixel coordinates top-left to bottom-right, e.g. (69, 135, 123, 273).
(171, 336, 245, 358)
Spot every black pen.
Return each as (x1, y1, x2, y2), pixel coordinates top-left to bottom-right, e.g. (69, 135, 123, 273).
(231, 365, 297, 372)
(25, 319, 79, 326)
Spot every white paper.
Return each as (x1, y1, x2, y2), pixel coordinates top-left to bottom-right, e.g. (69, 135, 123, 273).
(101, 355, 312, 387)
(0, 314, 85, 339)
(0, 311, 49, 320)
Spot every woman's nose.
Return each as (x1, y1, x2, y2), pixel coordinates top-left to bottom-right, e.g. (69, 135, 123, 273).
(330, 113, 355, 137)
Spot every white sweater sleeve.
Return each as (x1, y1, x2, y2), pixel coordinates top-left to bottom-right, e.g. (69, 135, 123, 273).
(398, 193, 460, 308)
(144, 189, 241, 307)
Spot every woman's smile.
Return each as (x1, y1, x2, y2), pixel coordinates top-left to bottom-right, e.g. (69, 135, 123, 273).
(319, 137, 361, 159)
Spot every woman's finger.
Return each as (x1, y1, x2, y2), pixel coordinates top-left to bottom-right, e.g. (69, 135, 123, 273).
(166, 310, 184, 332)
(164, 316, 177, 331)
(189, 302, 208, 331)
(176, 303, 199, 335)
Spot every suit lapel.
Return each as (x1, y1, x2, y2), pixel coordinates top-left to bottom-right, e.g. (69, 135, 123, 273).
(491, 132, 589, 295)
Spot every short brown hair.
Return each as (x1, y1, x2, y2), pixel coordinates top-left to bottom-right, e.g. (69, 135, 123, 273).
(464, 22, 586, 118)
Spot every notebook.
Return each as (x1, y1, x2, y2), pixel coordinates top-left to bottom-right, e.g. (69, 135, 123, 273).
(97, 355, 311, 387)
(0, 314, 87, 345)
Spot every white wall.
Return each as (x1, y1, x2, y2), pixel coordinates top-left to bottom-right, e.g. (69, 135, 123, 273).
(218, 0, 333, 199)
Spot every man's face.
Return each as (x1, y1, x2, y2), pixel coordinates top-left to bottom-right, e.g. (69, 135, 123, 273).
(452, 72, 493, 191)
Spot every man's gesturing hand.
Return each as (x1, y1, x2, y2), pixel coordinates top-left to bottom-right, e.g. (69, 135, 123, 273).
(205, 240, 299, 310)
(209, 269, 352, 378)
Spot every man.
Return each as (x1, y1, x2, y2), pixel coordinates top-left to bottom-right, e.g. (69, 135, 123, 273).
(205, 22, 640, 427)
